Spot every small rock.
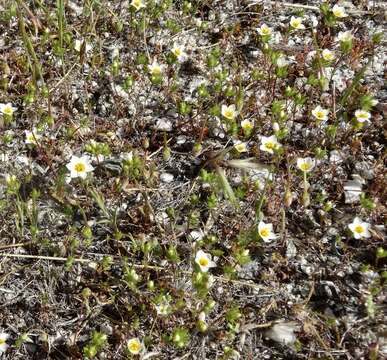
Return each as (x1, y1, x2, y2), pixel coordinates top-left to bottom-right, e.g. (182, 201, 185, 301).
(299, 257, 314, 275)
(176, 135, 187, 144)
(265, 321, 299, 346)
(160, 172, 174, 183)
(188, 230, 205, 242)
(354, 161, 374, 180)
(100, 323, 113, 335)
(155, 118, 173, 132)
(344, 175, 364, 204)
(155, 211, 170, 224)
(286, 240, 297, 259)
(330, 150, 344, 164)
(68, 1, 83, 15)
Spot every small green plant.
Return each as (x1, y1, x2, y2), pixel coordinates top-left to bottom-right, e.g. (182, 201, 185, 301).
(83, 331, 108, 359)
(170, 328, 189, 348)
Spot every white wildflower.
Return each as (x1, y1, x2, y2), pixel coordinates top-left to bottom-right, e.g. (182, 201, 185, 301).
(195, 250, 216, 272)
(348, 217, 371, 239)
(257, 24, 272, 36)
(297, 157, 315, 172)
(332, 4, 348, 18)
(66, 155, 94, 180)
(311, 105, 329, 122)
(260, 135, 281, 154)
(258, 220, 277, 242)
(354, 109, 371, 123)
(290, 16, 305, 30)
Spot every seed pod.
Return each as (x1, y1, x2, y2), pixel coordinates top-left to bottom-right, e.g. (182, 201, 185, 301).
(142, 137, 149, 149)
(284, 188, 293, 207)
(163, 146, 171, 161)
(302, 192, 310, 207)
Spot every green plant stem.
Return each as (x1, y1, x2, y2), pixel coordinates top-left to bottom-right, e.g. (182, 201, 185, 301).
(256, 179, 269, 223)
(16, 0, 43, 84)
(57, 0, 66, 74)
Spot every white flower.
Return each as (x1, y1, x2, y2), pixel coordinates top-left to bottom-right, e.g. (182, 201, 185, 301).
(25, 128, 41, 145)
(348, 217, 371, 239)
(221, 104, 237, 120)
(127, 338, 142, 354)
(354, 109, 371, 123)
(370, 98, 378, 106)
(297, 157, 315, 172)
(322, 49, 335, 62)
(332, 4, 348, 18)
(258, 220, 277, 242)
(241, 119, 253, 132)
(290, 16, 305, 30)
(148, 60, 164, 75)
(171, 44, 187, 63)
(0, 332, 9, 354)
(131, 0, 146, 11)
(234, 142, 248, 153)
(66, 155, 94, 180)
(0, 103, 17, 116)
(260, 135, 281, 154)
(336, 31, 353, 43)
(257, 24, 272, 36)
(195, 250, 216, 272)
(311, 105, 329, 122)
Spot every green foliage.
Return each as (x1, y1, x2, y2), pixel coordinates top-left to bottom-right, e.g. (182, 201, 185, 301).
(83, 331, 108, 359)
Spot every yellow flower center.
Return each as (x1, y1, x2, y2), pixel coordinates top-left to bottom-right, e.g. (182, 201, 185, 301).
(133, 0, 141, 7)
(151, 66, 161, 75)
(265, 142, 274, 150)
(300, 163, 311, 172)
(128, 341, 141, 352)
(235, 144, 246, 152)
(260, 228, 270, 237)
(0, 339, 5, 345)
(316, 111, 324, 119)
(262, 27, 270, 35)
(292, 20, 301, 28)
(3, 106, 13, 115)
(357, 113, 367, 119)
(174, 48, 181, 56)
(354, 225, 364, 234)
(199, 257, 209, 267)
(74, 163, 86, 172)
(224, 110, 234, 119)
(333, 10, 344, 17)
